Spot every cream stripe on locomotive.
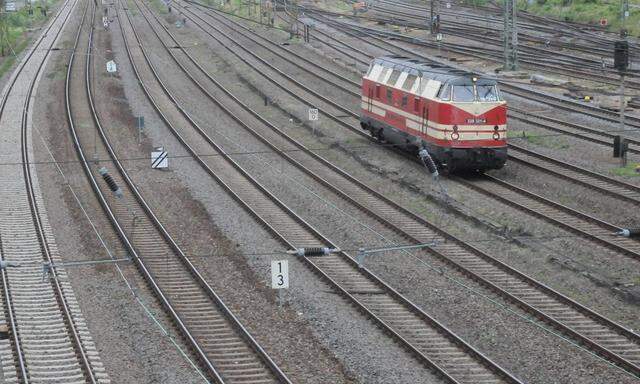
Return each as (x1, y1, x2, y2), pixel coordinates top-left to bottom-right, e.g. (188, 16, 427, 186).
(362, 96, 504, 121)
(361, 98, 506, 140)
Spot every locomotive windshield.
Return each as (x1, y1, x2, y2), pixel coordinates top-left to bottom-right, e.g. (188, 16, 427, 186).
(477, 85, 499, 102)
(440, 81, 502, 102)
(452, 85, 475, 102)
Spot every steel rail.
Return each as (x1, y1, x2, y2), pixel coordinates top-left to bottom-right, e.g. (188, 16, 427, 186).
(146, 0, 640, 376)
(293, 5, 640, 89)
(364, 0, 634, 67)
(507, 144, 640, 205)
(0, 0, 96, 382)
(185, 2, 640, 213)
(121, 1, 527, 382)
(297, 7, 640, 129)
(34, 2, 98, 382)
(455, 175, 640, 259)
(66, 1, 292, 383)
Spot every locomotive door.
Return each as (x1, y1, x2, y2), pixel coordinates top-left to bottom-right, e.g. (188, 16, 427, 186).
(420, 105, 428, 134)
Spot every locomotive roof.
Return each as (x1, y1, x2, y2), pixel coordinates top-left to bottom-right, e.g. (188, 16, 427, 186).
(374, 56, 495, 85)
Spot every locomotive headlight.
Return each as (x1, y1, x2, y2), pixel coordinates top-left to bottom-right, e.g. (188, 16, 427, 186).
(493, 132, 500, 140)
(452, 132, 460, 140)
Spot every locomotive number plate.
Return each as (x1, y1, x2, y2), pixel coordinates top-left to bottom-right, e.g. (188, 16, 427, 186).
(465, 118, 486, 124)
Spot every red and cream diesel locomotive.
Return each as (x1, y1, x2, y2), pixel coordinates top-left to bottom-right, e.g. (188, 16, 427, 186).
(360, 56, 507, 172)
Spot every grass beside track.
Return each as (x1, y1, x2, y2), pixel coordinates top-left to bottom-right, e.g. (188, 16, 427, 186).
(0, 0, 57, 79)
(518, 0, 640, 37)
(611, 161, 640, 176)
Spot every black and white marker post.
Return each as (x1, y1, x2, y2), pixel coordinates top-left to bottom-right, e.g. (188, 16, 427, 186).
(271, 259, 289, 308)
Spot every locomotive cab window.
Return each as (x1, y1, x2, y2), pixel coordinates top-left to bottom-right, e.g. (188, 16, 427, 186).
(414, 98, 420, 112)
(438, 85, 451, 101)
(401, 95, 408, 107)
(477, 85, 499, 102)
(386, 88, 393, 102)
(452, 85, 475, 102)
(375, 84, 381, 98)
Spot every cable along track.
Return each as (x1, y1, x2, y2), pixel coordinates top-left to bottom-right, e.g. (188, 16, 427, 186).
(64, 1, 290, 383)
(142, 0, 640, 377)
(0, 0, 110, 382)
(184, 1, 640, 261)
(115, 0, 529, 382)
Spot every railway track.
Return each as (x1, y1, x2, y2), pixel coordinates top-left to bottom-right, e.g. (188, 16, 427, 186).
(185, 1, 640, 250)
(506, 144, 640, 205)
(63, 2, 292, 383)
(118, 1, 534, 382)
(0, 1, 110, 382)
(305, 4, 640, 87)
(299, 5, 640, 90)
(146, 0, 640, 377)
(375, 0, 639, 54)
(298, 8, 640, 129)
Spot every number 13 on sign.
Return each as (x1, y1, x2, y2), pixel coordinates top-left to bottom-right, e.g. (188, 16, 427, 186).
(271, 260, 289, 289)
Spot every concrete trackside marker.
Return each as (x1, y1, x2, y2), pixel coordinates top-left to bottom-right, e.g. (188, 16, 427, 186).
(271, 260, 289, 308)
(151, 147, 168, 169)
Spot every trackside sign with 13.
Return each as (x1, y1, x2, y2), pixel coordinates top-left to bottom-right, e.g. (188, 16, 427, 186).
(271, 260, 289, 289)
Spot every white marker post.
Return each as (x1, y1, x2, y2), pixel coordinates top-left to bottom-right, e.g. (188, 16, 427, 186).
(106, 60, 117, 76)
(151, 147, 168, 169)
(271, 259, 289, 308)
(136, 116, 144, 144)
(308, 108, 319, 135)
(436, 33, 443, 57)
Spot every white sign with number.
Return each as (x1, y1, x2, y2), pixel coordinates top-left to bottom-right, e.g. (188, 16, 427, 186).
(308, 108, 319, 121)
(446, 2, 451, 8)
(5, 2, 16, 11)
(436, 33, 443, 41)
(271, 260, 289, 289)
(106, 60, 117, 73)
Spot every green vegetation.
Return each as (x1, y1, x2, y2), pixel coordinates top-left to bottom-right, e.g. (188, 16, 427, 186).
(149, 0, 169, 14)
(519, 0, 640, 36)
(611, 162, 640, 177)
(0, 1, 56, 78)
(0, 1, 54, 55)
(508, 130, 570, 149)
(460, 0, 489, 6)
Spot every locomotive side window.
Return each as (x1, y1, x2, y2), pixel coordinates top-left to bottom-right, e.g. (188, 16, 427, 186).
(438, 85, 451, 101)
(414, 98, 420, 112)
(402, 75, 417, 91)
(378, 67, 391, 83)
(453, 85, 475, 102)
(387, 70, 402, 86)
(365, 63, 374, 77)
(401, 95, 408, 107)
(477, 85, 499, 102)
(375, 84, 381, 98)
(386, 88, 393, 102)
